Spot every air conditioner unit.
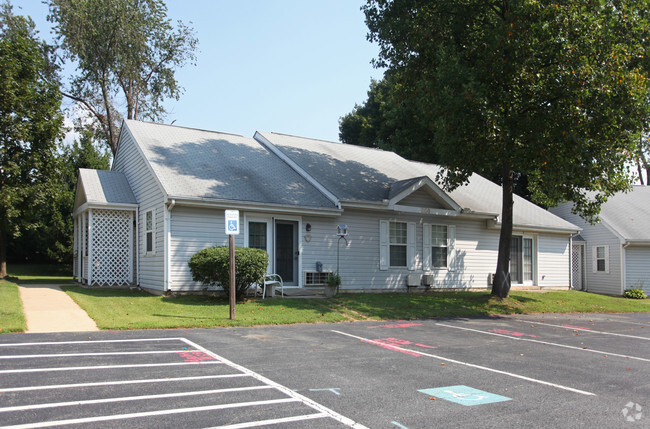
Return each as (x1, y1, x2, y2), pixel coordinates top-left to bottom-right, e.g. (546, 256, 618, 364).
(423, 275, 435, 286)
(407, 274, 421, 287)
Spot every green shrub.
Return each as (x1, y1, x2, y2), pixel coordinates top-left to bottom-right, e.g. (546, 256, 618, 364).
(624, 288, 647, 299)
(188, 246, 268, 300)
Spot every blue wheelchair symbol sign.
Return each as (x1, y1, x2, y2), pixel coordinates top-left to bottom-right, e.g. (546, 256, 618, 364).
(419, 385, 511, 406)
(227, 220, 238, 232)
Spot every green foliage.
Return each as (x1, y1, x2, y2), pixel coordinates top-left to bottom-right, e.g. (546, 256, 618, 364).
(362, 0, 649, 297)
(48, 0, 198, 153)
(0, 2, 64, 276)
(326, 272, 341, 287)
(188, 246, 269, 301)
(8, 129, 110, 265)
(624, 288, 647, 300)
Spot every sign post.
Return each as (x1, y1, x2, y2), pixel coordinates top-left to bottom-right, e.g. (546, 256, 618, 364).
(225, 210, 239, 320)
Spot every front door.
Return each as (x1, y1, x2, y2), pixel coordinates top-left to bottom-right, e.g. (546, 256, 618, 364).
(275, 221, 299, 286)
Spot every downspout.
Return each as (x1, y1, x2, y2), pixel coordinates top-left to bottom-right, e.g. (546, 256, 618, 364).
(164, 199, 176, 292)
(622, 241, 630, 295)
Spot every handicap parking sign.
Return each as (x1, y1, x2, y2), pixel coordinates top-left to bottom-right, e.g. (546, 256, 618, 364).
(225, 210, 239, 235)
(419, 385, 511, 406)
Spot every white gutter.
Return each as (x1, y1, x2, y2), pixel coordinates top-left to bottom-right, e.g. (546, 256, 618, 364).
(164, 196, 342, 217)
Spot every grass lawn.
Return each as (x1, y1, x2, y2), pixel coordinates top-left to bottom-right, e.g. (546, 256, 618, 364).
(62, 286, 650, 330)
(7, 264, 74, 284)
(0, 280, 27, 333)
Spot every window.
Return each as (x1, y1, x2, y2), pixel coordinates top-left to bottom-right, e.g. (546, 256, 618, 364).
(595, 246, 608, 272)
(248, 222, 267, 251)
(389, 221, 407, 267)
(523, 238, 533, 281)
(145, 210, 154, 253)
(430, 225, 448, 268)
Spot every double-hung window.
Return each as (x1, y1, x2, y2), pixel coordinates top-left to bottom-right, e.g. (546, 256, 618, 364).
(389, 221, 408, 267)
(593, 245, 609, 273)
(145, 210, 154, 254)
(248, 222, 267, 251)
(430, 225, 448, 268)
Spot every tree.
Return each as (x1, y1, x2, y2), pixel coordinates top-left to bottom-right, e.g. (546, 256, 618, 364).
(9, 130, 111, 265)
(0, 1, 64, 277)
(48, 0, 198, 154)
(363, 0, 649, 297)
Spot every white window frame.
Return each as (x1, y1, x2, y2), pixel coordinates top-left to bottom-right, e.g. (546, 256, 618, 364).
(593, 245, 609, 273)
(389, 221, 408, 268)
(380, 220, 416, 271)
(145, 209, 155, 255)
(423, 223, 456, 271)
(510, 234, 535, 285)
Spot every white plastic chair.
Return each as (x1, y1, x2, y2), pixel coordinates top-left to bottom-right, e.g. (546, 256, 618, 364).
(262, 274, 283, 299)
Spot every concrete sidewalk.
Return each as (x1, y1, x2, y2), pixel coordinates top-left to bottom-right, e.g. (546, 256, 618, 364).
(18, 284, 99, 333)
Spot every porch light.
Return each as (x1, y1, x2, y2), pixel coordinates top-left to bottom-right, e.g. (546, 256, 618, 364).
(337, 224, 348, 237)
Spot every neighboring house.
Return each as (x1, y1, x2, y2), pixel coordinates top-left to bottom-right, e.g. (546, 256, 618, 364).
(73, 120, 578, 294)
(550, 187, 650, 296)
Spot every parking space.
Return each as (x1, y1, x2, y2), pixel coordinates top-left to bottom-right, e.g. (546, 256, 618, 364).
(0, 337, 365, 428)
(1, 313, 649, 428)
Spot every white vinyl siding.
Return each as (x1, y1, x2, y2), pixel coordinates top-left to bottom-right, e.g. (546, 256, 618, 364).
(112, 127, 166, 291)
(625, 247, 650, 294)
(549, 202, 620, 294)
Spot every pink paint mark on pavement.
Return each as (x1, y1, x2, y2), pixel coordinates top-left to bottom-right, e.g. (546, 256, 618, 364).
(362, 337, 438, 357)
(489, 328, 539, 338)
(178, 351, 215, 362)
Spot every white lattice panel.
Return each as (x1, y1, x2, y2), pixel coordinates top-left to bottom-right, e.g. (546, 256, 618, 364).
(572, 244, 583, 291)
(90, 209, 133, 286)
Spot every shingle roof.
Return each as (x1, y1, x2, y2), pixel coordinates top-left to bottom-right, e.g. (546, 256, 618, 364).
(257, 132, 578, 231)
(123, 120, 337, 209)
(598, 186, 650, 240)
(78, 168, 137, 205)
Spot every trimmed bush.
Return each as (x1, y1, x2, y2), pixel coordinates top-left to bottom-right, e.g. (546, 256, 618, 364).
(624, 288, 647, 299)
(188, 246, 268, 300)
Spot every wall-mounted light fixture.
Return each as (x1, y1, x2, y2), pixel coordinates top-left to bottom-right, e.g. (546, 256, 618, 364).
(306, 223, 311, 232)
(337, 224, 348, 237)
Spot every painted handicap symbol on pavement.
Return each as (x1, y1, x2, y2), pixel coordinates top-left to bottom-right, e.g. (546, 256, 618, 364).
(419, 385, 511, 406)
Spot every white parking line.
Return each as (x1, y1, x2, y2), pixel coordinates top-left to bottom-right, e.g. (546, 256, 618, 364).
(509, 318, 650, 340)
(2, 398, 300, 429)
(0, 360, 221, 375)
(332, 330, 596, 396)
(0, 374, 247, 393)
(182, 338, 369, 429)
(0, 386, 275, 413)
(206, 413, 330, 429)
(0, 350, 196, 359)
(436, 323, 650, 362)
(0, 338, 183, 347)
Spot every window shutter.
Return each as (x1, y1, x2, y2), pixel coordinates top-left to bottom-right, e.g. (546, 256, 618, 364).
(407, 222, 416, 271)
(448, 225, 456, 271)
(423, 224, 432, 271)
(379, 220, 389, 271)
(604, 245, 610, 274)
(592, 246, 597, 273)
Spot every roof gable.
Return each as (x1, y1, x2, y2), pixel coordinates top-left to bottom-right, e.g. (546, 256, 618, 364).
(73, 169, 137, 214)
(596, 186, 650, 241)
(388, 176, 460, 212)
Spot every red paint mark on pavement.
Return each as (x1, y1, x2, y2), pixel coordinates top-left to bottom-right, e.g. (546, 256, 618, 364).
(362, 337, 437, 357)
(562, 324, 588, 330)
(178, 351, 215, 362)
(489, 328, 539, 338)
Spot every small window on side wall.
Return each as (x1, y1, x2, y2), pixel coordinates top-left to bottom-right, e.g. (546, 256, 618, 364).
(145, 210, 154, 254)
(593, 245, 609, 273)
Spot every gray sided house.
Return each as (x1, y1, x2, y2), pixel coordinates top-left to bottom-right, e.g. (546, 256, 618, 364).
(73, 120, 578, 293)
(550, 187, 650, 296)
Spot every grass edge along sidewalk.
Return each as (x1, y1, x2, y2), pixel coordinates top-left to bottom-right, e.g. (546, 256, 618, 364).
(60, 286, 650, 331)
(0, 280, 27, 333)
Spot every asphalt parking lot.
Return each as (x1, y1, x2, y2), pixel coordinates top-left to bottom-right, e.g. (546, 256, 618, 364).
(1, 312, 649, 428)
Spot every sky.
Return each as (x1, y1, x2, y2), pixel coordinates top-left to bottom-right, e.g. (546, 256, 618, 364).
(16, 0, 385, 143)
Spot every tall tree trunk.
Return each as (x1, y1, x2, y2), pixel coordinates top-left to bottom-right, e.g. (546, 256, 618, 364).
(492, 161, 514, 298)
